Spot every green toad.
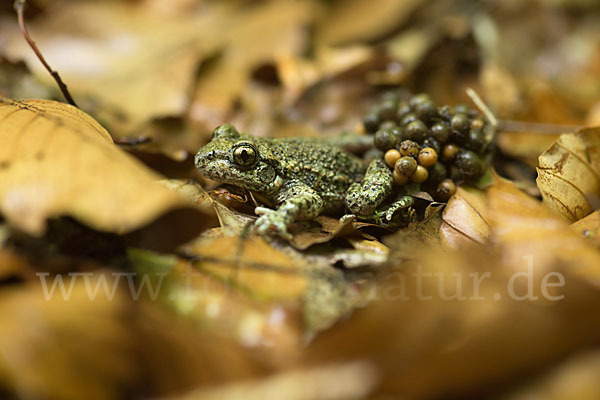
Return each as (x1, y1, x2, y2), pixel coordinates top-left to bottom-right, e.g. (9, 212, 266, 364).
(195, 124, 414, 239)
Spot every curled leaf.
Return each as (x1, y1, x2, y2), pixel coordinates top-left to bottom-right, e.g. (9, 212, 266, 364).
(289, 216, 357, 251)
(0, 99, 204, 236)
(537, 127, 600, 221)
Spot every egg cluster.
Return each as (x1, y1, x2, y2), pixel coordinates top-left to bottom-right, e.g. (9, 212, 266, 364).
(363, 90, 493, 201)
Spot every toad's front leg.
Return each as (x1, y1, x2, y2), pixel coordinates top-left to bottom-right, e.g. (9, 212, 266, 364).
(255, 181, 324, 240)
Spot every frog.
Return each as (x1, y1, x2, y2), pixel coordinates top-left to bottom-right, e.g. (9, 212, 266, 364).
(195, 124, 366, 240)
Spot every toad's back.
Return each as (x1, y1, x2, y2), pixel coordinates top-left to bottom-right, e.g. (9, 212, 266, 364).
(267, 137, 364, 212)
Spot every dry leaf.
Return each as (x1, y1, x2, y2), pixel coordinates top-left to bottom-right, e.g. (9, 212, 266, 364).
(306, 246, 600, 399)
(316, 0, 424, 45)
(0, 99, 204, 236)
(479, 62, 522, 118)
(172, 362, 377, 400)
(0, 2, 231, 134)
(289, 216, 357, 251)
(489, 177, 600, 287)
(570, 211, 600, 247)
(186, 236, 308, 302)
(497, 130, 560, 168)
(306, 178, 600, 398)
(537, 127, 600, 222)
(190, 0, 314, 128)
(208, 200, 256, 237)
(385, 202, 445, 258)
(385, 26, 441, 80)
(0, 274, 136, 400)
(440, 187, 490, 249)
(129, 248, 303, 361)
(346, 238, 389, 257)
(135, 301, 270, 397)
(276, 45, 373, 104)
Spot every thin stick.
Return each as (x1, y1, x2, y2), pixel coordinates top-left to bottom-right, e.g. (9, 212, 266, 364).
(497, 119, 583, 135)
(466, 87, 497, 128)
(14, 0, 78, 107)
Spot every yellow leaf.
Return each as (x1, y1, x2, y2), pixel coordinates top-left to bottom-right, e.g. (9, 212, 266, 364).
(440, 187, 490, 249)
(187, 236, 308, 302)
(537, 127, 600, 221)
(571, 211, 600, 247)
(0, 99, 202, 235)
(0, 274, 136, 400)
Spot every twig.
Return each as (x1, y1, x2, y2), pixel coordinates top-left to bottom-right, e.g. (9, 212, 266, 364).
(14, 0, 78, 107)
(496, 120, 583, 135)
(465, 88, 584, 135)
(466, 87, 497, 128)
(112, 136, 153, 146)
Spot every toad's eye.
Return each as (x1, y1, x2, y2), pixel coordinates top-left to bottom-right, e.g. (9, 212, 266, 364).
(232, 144, 258, 167)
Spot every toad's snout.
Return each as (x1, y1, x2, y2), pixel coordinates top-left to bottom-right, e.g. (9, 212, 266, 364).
(194, 148, 231, 181)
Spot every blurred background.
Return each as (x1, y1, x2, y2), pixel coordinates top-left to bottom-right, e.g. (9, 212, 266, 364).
(1, 0, 600, 399)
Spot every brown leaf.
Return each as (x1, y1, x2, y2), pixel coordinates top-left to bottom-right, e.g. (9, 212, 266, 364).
(289, 216, 357, 251)
(0, 99, 204, 236)
(306, 178, 600, 398)
(489, 177, 600, 287)
(306, 245, 600, 399)
(537, 127, 600, 221)
(440, 187, 490, 249)
(385, 202, 445, 258)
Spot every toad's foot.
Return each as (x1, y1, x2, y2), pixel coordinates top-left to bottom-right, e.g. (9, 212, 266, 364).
(381, 195, 415, 223)
(254, 206, 293, 241)
(354, 195, 416, 226)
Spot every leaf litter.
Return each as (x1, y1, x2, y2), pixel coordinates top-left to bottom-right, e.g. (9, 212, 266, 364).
(1, 1, 600, 399)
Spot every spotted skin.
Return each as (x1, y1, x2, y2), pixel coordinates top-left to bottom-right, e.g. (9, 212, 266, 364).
(195, 124, 365, 239)
(345, 159, 393, 216)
